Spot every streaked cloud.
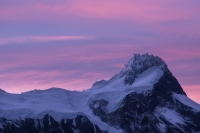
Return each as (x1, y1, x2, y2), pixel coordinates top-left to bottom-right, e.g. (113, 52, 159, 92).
(1, 1, 199, 22)
(0, 0, 199, 103)
(0, 35, 94, 45)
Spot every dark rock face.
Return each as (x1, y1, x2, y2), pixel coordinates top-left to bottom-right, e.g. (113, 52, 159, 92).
(154, 67, 186, 95)
(90, 69, 200, 133)
(0, 115, 107, 133)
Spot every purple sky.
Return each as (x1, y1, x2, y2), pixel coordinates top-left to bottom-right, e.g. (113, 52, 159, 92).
(0, 0, 200, 103)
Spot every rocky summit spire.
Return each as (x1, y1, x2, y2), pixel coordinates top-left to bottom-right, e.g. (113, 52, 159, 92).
(120, 53, 167, 85)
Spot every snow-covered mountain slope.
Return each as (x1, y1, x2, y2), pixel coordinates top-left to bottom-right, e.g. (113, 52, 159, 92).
(0, 53, 200, 133)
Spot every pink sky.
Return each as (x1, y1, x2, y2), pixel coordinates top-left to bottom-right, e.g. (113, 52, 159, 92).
(0, 0, 200, 103)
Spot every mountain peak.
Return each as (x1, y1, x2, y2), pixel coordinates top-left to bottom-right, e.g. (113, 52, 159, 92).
(120, 53, 167, 85)
(123, 53, 166, 70)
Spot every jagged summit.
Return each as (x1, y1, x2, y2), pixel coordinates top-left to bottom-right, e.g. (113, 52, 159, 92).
(92, 53, 167, 88)
(123, 53, 166, 69)
(119, 53, 167, 85)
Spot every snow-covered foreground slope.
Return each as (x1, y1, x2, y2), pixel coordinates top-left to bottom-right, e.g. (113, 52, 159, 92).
(0, 66, 163, 116)
(0, 65, 164, 132)
(0, 54, 200, 133)
(0, 89, 121, 132)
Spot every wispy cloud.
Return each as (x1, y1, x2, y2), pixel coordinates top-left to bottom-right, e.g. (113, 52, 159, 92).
(0, 0, 200, 103)
(0, 35, 94, 45)
(1, 1, 198, 22)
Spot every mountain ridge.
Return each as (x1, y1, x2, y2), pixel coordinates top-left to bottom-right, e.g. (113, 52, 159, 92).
(0, 53, 199, 133)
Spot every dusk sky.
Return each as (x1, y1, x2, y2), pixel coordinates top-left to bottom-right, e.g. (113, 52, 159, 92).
(0, 1, 200, 103)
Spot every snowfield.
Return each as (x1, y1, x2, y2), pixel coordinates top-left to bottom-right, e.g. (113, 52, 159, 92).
(0, 65, 164, 132)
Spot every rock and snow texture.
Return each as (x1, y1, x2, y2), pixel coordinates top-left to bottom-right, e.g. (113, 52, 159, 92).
(0, 53, 200, 133)
(119, 53, 166, 85)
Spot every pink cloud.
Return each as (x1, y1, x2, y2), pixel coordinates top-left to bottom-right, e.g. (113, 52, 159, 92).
(0, 1, 199, 104)
(0, 69, 82, 92)
(3, 42, 198, 70)
(0, 42, 199, 103)
(0, 1, 198, 22)
(1, 1, 199, 37)
(0, 35, 93, 45)
(69, 1, 193, 22)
